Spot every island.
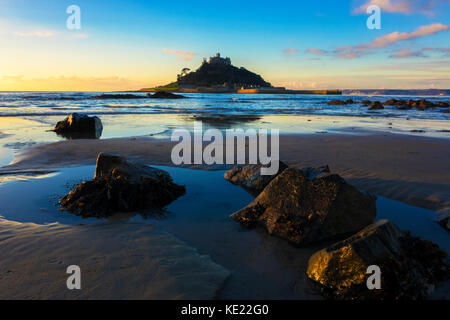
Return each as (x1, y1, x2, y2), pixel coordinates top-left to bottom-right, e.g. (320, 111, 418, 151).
(138, 53, 341, 95)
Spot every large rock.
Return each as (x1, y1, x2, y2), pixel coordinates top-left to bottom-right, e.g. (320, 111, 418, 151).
(224, 161, 289, 196)
(60, 153, 186, 217)
(327, 100, 348, 105)
(54, 113, 103, 139)
(306, 220, 449, 300)
(231, 167, 376, 245)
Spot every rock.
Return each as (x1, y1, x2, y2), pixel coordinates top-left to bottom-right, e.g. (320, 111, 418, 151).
(231, 167, 376, 245)
(416, 99, 434, 111)
(89, 94, 148, 99)
(54, 113, 103, 139)
(436, 101, 449, 108)
(224, 161, 289, 196)
(361, 100, 371, 105)
(382, 99, 398, 106)
(369, 101, 384, 110)
(306, 220, 449, 300)
(148, 91, 185, 99)
(345, 99, 354, 104)
(444, 109, 450, 113)
(436, 212, 450, 233)
(328, 100, 348, 105)
(60, 153, 186, 217)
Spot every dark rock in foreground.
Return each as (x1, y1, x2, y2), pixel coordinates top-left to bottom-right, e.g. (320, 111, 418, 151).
(307, 220, 449, 300)
(224, 161, 288, 196)
(60, 153, 186, 217)
(54, 113, 103, 139)
(231, 167, 376, 245)
(148, 91, 185, 99)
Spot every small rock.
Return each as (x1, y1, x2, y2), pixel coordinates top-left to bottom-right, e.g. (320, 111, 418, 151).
(54, 113, 103, 139)
(148, 91, 185, 99)
(328, 100, 348, 105)
(369, 101, 384, 110)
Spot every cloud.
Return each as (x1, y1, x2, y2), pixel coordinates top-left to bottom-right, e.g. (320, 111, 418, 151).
(353, 0, 411, 14)
(283, 48, 298, 54)
(389, 48, 427, 58)
(14, 31, 54, 38)
(352, 0, 450, 16)
(163, 49, 197, 61)
(423, 47, 450, 56)
(305, 48, 328, 55)
(334, 23, 450, 58)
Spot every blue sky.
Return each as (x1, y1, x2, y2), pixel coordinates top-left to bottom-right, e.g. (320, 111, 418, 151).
(0, 0, 449, 90)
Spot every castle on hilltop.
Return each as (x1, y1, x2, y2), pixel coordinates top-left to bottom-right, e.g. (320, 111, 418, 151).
(203, 53, 231, 65)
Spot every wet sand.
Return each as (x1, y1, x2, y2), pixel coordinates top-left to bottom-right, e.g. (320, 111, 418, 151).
(2, 132, 449, 216)
(0, 218, 230, 299)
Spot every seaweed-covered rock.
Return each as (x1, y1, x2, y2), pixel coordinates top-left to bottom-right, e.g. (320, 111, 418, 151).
(148, 91, 185, 99)
(54, 113, 103, 139)
(307, 220, 449, 300)
(60, 153, 186, 217)
(224, 161, 289, 196)
(231, 167, 376, 245)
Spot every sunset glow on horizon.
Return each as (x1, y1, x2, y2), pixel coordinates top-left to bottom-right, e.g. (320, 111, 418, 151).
(1, 0, 449, 91)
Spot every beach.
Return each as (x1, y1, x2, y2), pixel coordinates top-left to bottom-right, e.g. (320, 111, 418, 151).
(0, 92, 449, 299)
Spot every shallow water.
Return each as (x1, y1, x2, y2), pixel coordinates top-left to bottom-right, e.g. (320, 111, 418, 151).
(0, 165, 448, 299)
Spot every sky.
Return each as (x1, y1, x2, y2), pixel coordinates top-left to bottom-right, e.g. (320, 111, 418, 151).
(0, 0, 449, 91)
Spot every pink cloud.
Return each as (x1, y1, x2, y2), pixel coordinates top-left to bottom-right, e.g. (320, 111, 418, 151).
(163, 48, 197, 61)
(353, 0, 411, 14)
(334, 23, 450, 58)
(389, 48, 427, 58)
(305, 48, 328, 55)
(353, 0, 449, 16)
(283, 48, 298, 54)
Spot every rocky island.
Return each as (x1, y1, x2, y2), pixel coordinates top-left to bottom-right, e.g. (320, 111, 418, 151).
(139, 53, 341, 95)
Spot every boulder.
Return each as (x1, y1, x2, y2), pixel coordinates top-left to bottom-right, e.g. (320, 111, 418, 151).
(328, 100, 348, 105)
(231, 167, 376, 245)
(60, 153, 186, 217)
(306, 220, 449, 300)
(224, 161, 289, 196)
(148, 91, 185, 99)
(345, 99, 354, 104)
(361, 100, 371, 105)
(369, 101, 384, 110)
(54, 113, 103, 139)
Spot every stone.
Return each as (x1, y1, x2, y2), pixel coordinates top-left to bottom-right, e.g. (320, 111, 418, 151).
(328, 100, 348, 105)
(307, 220, 449, 300)
(231, 167, 376, 245)
(369, 101, 384, 110)
(53, 113, 103, 139)
(224, 161, 289, 196)
(60, 153, 186, 217)
(148, 91, 185, 99)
